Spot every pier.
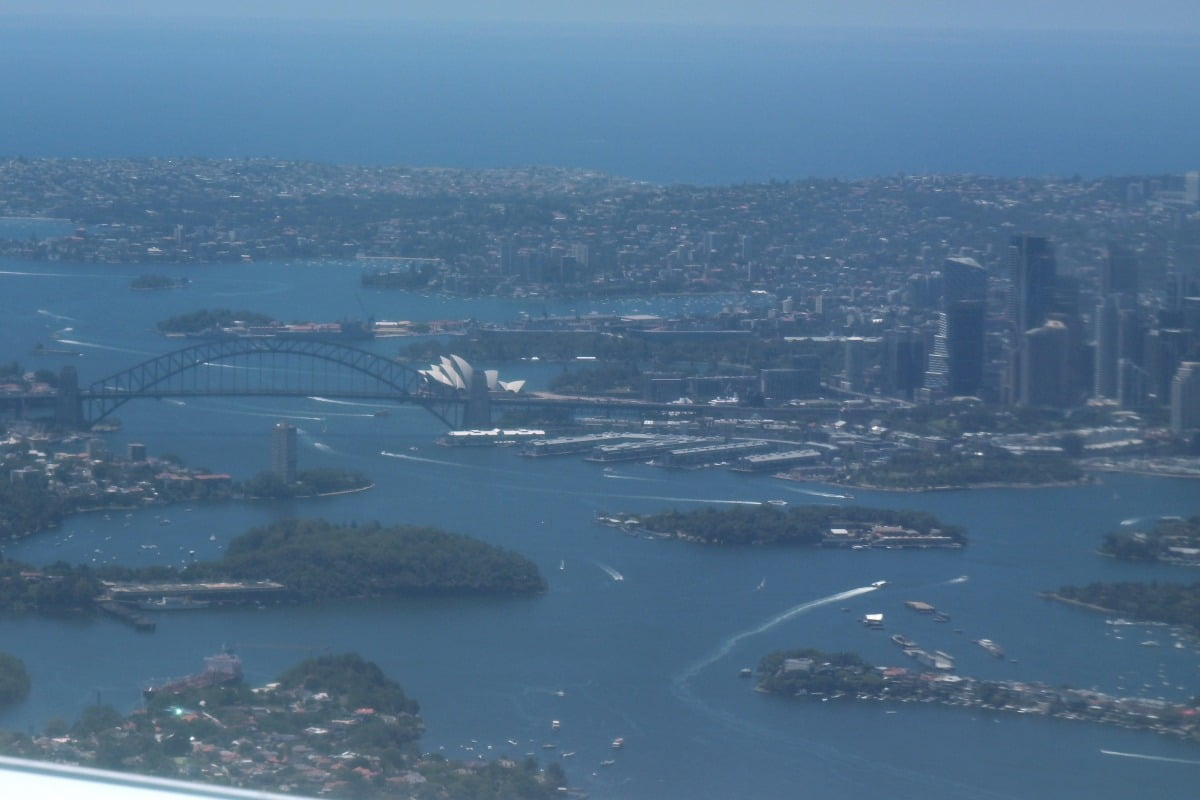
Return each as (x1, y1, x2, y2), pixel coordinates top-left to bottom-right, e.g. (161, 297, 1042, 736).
(101, 579, 288, 605)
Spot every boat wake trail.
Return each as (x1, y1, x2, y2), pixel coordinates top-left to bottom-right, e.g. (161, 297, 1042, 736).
(1100, 750, 1200, 766)
(38, 308, 77, 321)
(1, 271, 107, 279)
(381, 451, 474, 468)
(621, 494, 762, 506)
(783, 486, 854, 501)
(379, 450, 516, 474)
(595, 562, 624, 582)
(674, 585, 878, 693)
(1119, 517, 1142, 526)
(194, 401, 325, 422)
(308, 396, 400, 411)
(946, 575, 969, 584)
(601, 473, 662, 482)
(58, 335, 154, 355)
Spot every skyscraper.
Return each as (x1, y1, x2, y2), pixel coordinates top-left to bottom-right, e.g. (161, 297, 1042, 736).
(943, 256, 987, 306)
(1102, 242, 1139, 297)
(923, 314, 950, 391)
(883, 328, 925, 400)
(271, 421, 297, 484)
(1009, 235, 1057, 335)
(1094, 294, 1122, 399)
(1170, 362, 1200, 433)
(1019, 320, 1072, 408)
(941, 257, 987, 398)
(946, 300, 986, 397)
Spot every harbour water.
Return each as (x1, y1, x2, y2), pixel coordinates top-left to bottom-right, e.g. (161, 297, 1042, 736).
(2, 256, 1200, 799)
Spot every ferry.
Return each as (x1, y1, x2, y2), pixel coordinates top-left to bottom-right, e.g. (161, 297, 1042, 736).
(975, 638, 1005, 658)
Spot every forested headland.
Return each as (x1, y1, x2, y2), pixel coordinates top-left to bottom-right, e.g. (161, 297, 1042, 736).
(0, 518, 546, 614)
(1100, 515, 1200, 565)
(0, 652, 31, 708)
(845, 450, 1084, 491)
(1048, 581, 1200, 629)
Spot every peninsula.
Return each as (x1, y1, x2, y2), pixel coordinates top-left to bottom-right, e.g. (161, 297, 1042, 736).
(756, 648, 1200, 743)
(0, 518, 547, 620)
(0, 652, 567, 799)
(1099, 514, 1200, 566)
(1044, 581, 1200, 629)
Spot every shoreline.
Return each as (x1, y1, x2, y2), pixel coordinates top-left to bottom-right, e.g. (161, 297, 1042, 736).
(777, 476, 1091, 494)
(1038, 591, 1124, 616)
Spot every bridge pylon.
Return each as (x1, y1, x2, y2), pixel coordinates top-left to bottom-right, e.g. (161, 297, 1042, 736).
(55, 366, 83, 429)
(462, 373, 492, 428)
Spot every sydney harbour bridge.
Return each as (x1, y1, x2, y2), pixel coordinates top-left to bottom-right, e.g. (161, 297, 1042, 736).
(11, 338, 842, 431)
(47, 339, 496, 430)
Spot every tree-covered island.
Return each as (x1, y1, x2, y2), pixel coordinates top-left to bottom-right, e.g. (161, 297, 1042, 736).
(1099, 514, 1200, 566)
(0, 652, 567, 799)
(606, 504, 965, 548)
(756, 647, 1200, 743)
(0, 518, 546, 617)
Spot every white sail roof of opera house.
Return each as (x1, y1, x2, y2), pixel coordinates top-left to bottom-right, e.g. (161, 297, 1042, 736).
(417, 355, 524, 393)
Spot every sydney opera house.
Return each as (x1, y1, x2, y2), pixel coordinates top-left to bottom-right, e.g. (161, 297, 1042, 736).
(417, 354, 525, 395)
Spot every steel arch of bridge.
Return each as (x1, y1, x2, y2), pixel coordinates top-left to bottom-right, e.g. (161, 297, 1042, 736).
(81, 338, 465, 427)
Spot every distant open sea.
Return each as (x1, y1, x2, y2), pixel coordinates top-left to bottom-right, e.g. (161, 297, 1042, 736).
(0, 20, 1198, 184)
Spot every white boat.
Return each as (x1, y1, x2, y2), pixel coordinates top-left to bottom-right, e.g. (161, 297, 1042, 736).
(976, 639, 1005, 658)
(756, 577, 766, 591)
(766, 499, 788, 507)
(611, 737, 625, 749)
(551, 720, 560, 731)
(871, 580, 888, 588)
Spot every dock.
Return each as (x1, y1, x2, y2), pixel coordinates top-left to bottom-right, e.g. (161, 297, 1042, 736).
(102, 579, 287, 606)
(97, 601, 156, 632)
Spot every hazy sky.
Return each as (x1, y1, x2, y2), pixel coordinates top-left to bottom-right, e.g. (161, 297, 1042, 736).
(6, 1, 1200, 34)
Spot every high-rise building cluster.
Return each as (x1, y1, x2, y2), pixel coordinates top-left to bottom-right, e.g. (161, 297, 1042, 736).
(862, 229, 1200, 439)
